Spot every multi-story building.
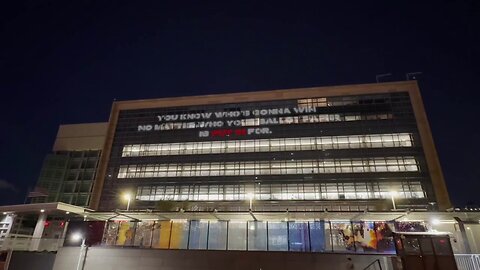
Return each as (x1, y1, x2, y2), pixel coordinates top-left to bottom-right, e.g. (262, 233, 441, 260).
(3, 81, 467, 270)
(31, 123, 107, 207)
(90, 80, 450, 212)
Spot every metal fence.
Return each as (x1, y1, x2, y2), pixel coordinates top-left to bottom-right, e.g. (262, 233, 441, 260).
(456, 254, 480, 270)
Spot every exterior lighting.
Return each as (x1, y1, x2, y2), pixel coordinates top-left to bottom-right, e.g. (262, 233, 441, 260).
(390, 191, 399, 210)
(66, 211, 70, 215)
(2, 212, 6, 215)
(71, 232, 87, 270)
(71, 232, 83, 242)
(123, 193, 132, 211)
(431, 218, 440, 225)
(246, 193, 254, 210)
(40, 209, 45, 213)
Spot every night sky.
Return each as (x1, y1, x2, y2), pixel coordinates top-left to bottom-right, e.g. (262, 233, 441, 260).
(1, 1, 479, 206)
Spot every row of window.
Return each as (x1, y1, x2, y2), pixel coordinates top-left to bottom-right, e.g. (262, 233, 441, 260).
(135, 181, 425, 201)
(103, 220, 396, 253)
(149, 113, 393, 131)
(122, 133, 413, 157)
(118, 157, 419, 178)
(297, 95, 401, 108)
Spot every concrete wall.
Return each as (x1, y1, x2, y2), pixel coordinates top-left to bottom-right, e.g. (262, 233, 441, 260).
(8, 251, 56, 270)
(53, 122, 108, 151)
(53, 246, 394, 270)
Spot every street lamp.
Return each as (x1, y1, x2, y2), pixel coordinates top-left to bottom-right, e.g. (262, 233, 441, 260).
(390, 191, 399, 210)
(246, 193, 254, 210)
(71, 232, 85, 246)
(71, 232, 86, 270)
(123, 193, 132, 211)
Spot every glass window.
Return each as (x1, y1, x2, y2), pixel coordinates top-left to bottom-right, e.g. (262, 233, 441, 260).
(288, 222, 310, 252)
(208, 221, 227, 250)
(134, 180, 425, 203)
(331, 222, 355, 252)
(151, 221, 171, 249)
(403, 238, 421, 255)
(228, 221, 247, 250)
(248, 221, 267, 251)
(432, 237, 453, 255)
(374, 222, 395, 254)
(353, 222, 377, 253)
(188, 220, 208, 250)
(268, 222, 288, 251)
(121, 132, 413, 157)
(133, 221, 154, 248)
(170, 221, 189, 249)
(419, 238, 434, 255)
(309, 221, 326, 252)
(115, 221, 135, 246)
(103, 222, 119, 246)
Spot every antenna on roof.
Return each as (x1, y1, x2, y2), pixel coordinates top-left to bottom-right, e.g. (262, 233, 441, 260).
(376, 73, 392, 83)
(406, 72, 422, 80)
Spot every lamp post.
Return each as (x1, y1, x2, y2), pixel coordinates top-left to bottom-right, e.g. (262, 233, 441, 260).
(246, 193, 254, 210)
(72, 233, 86, 270)
(390, 191, 398, 210)
(123, 193, 132, 211)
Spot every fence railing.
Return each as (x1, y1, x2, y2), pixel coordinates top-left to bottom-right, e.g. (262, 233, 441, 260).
(0, 236, 65, 252)
(362, 259, 382, 270)
(455, 254, 480, 270)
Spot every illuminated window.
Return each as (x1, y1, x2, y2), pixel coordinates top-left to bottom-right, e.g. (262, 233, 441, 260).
(122, 133, 414, 157)
(135, 181, 426, 202)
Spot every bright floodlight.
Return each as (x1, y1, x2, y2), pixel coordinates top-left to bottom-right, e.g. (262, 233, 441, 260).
(390, 191, 399, 197)
(431, 218, 440, 225)
(71, 232, 83, 241)
(246, 193, 254, 199)
(123, 193, 132, 201)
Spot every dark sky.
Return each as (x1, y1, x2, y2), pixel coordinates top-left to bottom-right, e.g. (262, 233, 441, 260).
(0, 1, 479, 206)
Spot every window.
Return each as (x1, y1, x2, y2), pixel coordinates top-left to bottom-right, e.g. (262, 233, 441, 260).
(135, 180, 425, 202)
(310, 221, 326, 252)
(169, 221, 189, 249)
(289, 222, 310, 252)
(228, 221, 247, 250)
(208, 221, 227, 250)
(268, 222, 288, 251)
(119, 157, 419, 179)
(248, 221, 268, 251)
(121, 133, 414, 157)
(188, 221, 208, 249)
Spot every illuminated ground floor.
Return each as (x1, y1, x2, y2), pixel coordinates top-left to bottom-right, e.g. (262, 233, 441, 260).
(1, 203, 480, 269)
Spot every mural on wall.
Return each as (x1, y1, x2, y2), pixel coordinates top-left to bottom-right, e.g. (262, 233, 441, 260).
(101, 220, 398, 254)
(353, 222, 377, 251)
(375, 222, 395, 253)
(116, 222, 135, 246)
(331, 222, 354, 251)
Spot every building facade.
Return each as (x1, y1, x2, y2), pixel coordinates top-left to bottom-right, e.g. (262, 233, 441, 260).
(32, 123, 107, 207)
(91, 81, 450, 211)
